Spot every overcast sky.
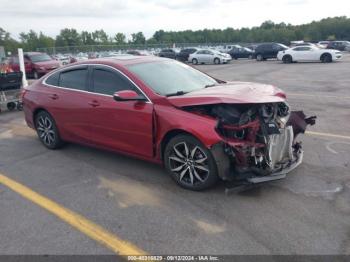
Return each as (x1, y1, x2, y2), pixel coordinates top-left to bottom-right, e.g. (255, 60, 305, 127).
(1, 0, 349, 40)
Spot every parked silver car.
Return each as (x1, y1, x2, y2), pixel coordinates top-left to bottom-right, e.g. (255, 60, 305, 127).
(189, 49, 232, 64)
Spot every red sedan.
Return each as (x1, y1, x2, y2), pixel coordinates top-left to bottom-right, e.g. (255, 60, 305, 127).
(9, 52, 60, 79)
(22, 56, 316, 190)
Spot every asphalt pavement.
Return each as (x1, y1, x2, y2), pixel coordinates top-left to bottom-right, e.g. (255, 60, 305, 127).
(0, 54, 349, 255)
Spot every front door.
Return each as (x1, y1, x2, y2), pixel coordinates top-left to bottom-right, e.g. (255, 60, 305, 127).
(87, 65, 154, 158)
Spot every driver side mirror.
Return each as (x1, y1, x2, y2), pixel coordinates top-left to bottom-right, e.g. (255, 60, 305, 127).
(113, 90, 146, 102)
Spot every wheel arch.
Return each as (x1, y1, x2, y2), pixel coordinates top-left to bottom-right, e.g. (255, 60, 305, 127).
(160, 129, 201, 160)
(320, 52, 331, 60)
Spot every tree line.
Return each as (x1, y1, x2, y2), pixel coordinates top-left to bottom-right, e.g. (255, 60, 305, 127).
(1, 16, 350, 54)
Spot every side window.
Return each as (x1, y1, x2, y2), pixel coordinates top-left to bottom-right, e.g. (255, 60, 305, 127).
(59, 68, 87, 91)
(92, 68, 138, 96)
(272, 44, 280, 51)
(46, 72, 60, 86)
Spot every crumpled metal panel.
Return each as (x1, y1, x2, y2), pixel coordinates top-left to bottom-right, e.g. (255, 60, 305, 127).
(267, 126, 294, 169)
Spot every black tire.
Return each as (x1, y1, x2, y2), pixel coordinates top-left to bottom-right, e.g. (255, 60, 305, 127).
(321, 53, 332, 63)
(16, 102, 23, 111)
(256, 54, 263, 61)
(164, 134, 219, 191)
(192, 58, 198, 65)
(7, 102, 16, 111)
(282, 55, 292, 64)
(35, 111, 64, 149)
(214, 58, 220, 64)
(248, 54, 253, 59)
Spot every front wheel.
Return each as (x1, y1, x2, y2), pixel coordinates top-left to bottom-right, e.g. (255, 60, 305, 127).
(321, 53, 332, 63)
(35, 111, 64, 149)
(192, 58, 198, 65)
(214, 58, 220, 64)
(164, 134, 219, 191)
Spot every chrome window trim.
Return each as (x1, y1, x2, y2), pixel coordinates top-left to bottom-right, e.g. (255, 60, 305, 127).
(42, 63, 152, 103)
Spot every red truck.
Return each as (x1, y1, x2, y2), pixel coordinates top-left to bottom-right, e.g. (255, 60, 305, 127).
(9, 52, 60, 79)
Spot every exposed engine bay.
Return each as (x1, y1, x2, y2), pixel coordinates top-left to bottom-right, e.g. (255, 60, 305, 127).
(183, 103, 316, 183)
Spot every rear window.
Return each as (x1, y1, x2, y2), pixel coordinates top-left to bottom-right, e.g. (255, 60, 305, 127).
(59, 68, 87, 91)
(45, 72, 59, 86)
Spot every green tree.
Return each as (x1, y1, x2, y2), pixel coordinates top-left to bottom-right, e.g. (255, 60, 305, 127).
(55, 28, 82, 47)
(131, 32, 146, 44)
(114, 33, 126, 45)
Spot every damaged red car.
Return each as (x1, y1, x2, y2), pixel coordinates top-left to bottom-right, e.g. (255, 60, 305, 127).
(22, 56, 316, 191)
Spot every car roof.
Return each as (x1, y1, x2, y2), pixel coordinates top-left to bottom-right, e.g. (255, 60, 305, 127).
(24, 52, 45, 56)
(70, 56, 170, 67)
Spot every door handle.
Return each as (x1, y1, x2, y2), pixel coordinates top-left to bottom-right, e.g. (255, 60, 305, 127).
(49, 94, 59, 100)
(88, 100, 100, 107)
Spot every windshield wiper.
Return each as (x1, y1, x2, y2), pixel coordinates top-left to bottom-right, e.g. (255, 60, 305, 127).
(204, 84, 217, 88)
(166, 91, 188, 97)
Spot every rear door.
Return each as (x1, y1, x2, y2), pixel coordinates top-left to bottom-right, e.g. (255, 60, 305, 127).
(87, 65, 154, 158)
(44, 66, 94, 144)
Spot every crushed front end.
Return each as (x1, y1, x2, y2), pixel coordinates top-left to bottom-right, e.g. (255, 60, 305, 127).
(184, 103, 316, 185)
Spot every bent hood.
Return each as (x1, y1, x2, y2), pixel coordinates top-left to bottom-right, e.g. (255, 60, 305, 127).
(167, 82, 286, 107)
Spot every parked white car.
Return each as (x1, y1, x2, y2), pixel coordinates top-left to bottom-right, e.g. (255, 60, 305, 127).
(317, 41, 330, 49)
(277, 46, 342, 63)
(217, 44, 241, 53)
(189, 49, 232, 64)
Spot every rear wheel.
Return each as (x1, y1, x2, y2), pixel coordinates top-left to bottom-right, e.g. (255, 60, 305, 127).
(192, 58, 198, 65)
(282, 55, 292, 64)
(248, 54, 253, 59)
(164, 134, 219, 191)
(214, 58, 220, 64)
(256, 54, 263, 61)
(35, 111, 64, 149)
(7, 102, 16, 111)
(321, 53, 332, 63)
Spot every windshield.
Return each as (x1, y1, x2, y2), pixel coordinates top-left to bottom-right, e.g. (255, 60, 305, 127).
(279, 44, 289, 49)
(127, 60, 218, 96)
(29, 54, 52, 63)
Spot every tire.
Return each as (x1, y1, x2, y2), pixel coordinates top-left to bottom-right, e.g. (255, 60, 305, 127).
(282, 55, 292, 64)
(248, 54, 253, 59)
(214, 58, 220, 64)
(33, 70, 39, 79)
(192, 58, 198, 65)
(164, 134, 219, 191)
(7, 102, 16, 111)
(256, 54, 263, 61)
(321, 53, 332, 63)
(35, 111, 64, 149)
(16, 102, 23, 111)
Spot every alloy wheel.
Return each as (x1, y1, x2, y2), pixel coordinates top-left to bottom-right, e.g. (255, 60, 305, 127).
(37, 116, 56, 146)
(168, 142, 210, 186)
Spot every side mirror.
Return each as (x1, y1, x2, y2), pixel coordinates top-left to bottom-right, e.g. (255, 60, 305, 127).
(113, 90, 146, 102)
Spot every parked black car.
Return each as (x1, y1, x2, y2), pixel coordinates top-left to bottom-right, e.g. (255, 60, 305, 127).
(176, 48, 198, 62)
(158, 48, 179, 59)
(228, 47, 254, 59)
(326, 41, 350, 51)
(254, 43, 288, 61)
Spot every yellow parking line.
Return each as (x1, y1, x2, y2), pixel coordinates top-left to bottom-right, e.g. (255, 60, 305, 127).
(305, 131, 350, 140)
(0, 173, 147, 256)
